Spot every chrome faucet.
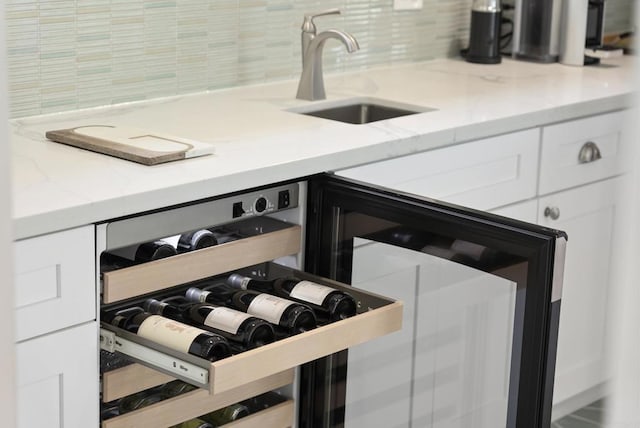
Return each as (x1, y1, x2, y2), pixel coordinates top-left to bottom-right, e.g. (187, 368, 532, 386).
(296, 9, 360, 101)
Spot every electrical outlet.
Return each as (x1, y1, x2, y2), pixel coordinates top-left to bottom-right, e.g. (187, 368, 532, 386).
(393, 0, 423, 10)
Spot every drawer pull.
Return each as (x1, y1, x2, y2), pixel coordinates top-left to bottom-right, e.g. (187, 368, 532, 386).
(544, 206, 560, 220)
(578, 141, 602, 164)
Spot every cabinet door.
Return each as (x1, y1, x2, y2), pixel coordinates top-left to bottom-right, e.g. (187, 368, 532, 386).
(14, 225, 95, 341)
(337, 128, 539, 211)
(491, 200, 538, 224)
(539, 178, 620, 407)
(16, 322, 99, 428)
(303, 174, 566, 428)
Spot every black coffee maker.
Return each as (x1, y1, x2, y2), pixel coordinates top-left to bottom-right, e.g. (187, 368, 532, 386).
(464, 0, 502, 64)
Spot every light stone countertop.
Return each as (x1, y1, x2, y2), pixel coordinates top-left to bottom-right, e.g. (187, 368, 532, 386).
(11, 57, 636, 240)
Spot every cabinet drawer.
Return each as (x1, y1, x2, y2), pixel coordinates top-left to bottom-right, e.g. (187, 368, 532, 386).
(539, 110, 628, 194)
(101, 264, 402, 396)
(338, 128, 540, 211)
(102, 219, 301, 304)
(14, 225, 95, 341)
(102, 371, 294, 428)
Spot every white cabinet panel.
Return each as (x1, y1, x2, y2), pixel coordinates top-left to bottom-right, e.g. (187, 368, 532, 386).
(338, 129, 540, 211)
(16, 322, 99, 428)
(539, 110, 627, 194)
(539, 178, 621, 406)
(14, 225, 95, 341)
(491, 199, 538, 224)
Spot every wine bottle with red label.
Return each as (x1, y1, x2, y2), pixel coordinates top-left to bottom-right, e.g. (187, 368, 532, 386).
(106, 309, 231, 361)
(226, 274, 357, 322)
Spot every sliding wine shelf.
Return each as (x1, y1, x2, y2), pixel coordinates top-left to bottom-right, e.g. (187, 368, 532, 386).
(99, 217, 403, 428)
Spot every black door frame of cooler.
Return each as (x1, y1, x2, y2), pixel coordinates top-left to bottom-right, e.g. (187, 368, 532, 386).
(298, 173, 565, 428)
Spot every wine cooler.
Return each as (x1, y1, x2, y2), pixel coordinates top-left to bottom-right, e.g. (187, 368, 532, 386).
(96, 174, 566, 428)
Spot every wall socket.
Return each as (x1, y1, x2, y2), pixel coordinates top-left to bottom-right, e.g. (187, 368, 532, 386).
(393, 0, 423, 10)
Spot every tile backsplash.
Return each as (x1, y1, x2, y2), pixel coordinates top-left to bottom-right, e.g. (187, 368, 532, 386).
(5, 0, 636, 118)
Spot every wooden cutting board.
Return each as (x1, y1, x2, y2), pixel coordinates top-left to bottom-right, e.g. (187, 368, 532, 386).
(45, 125, 215, 166)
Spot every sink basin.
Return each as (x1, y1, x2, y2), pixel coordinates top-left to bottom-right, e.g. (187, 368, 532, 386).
(292, 98, 433, 125)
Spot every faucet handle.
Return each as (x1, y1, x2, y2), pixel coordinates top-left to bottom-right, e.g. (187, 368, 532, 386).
(301, 9, 341, 33)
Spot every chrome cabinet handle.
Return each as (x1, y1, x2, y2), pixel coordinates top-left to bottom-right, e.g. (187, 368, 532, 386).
(578, 141, 602, 164)
(544, 206, 560, 220)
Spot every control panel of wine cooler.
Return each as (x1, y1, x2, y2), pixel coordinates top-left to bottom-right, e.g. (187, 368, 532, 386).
(104, 183, 300, 251)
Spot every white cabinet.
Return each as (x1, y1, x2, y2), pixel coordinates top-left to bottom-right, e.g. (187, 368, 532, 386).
(16, 322, 99, 428)
(536, 110, 628, 417)
(490, 199, 538, 224)
(339, 128, 540, 211)
(14, 226, 98, 428)
(14, 225, 95, 341)
(539, 111, 627, 195)
(340, 109, 629, 419)
(540, 178, 622, 412)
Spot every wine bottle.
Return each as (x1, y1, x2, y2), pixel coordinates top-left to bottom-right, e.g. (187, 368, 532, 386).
(117, 390, 164, 414)
(177, 229, 218, 253)
(185, 285, 317, 335)
(200, 403, 250, 425)
(108, 311, 231, 361)
(226, 274, 357, 322)
(143, 297, 191, 323)
(107, 239, 177, 263)
(188, 302, 275, 350)
(171, 419, 213, 428)
(145, 298, 276, 350)
(160, 380, 197, 399)
(171, 418, 214, 428)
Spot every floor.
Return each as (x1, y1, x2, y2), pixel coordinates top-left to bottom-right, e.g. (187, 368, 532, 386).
(552, 400, 606, 428)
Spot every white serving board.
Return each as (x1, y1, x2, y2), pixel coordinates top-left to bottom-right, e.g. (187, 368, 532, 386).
(45, 125, 215, 166)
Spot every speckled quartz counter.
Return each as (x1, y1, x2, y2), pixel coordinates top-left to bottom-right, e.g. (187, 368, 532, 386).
(11, 57, 636, 240)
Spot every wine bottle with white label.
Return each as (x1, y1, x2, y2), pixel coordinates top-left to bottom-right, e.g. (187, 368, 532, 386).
(187, 302, 275, 350)
(107, 310, 231, 361)
(144, 298, 275, 350)
(185, 285, 317, 336)
(226, 274, 357, 322)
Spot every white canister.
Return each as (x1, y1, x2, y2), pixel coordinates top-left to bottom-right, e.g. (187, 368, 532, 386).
(559, 0, 588, 66)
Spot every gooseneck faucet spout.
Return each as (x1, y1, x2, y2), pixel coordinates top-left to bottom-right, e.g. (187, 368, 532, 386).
(296, 10, 360, 101)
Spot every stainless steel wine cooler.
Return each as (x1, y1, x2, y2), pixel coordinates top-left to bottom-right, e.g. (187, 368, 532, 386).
(97, 174, 565, 428)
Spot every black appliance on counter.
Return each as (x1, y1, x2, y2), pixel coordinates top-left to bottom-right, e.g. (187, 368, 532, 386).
(464, 0, 503, 64)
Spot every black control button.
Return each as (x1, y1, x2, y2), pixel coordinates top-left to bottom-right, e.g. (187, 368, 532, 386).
(278, 190, 290, 209)
(255, 197, 267, 213)
(232, 202, 245, 218)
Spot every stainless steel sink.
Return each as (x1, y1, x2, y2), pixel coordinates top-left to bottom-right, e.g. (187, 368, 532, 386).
(292, 98, 433, 125)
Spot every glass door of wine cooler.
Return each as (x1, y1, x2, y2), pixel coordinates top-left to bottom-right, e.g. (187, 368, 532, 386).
(300, 174, 566, 428)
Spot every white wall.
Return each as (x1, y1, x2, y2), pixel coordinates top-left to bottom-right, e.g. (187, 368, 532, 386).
(0, 10, 15, 428)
